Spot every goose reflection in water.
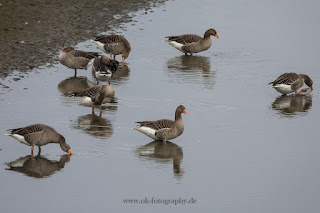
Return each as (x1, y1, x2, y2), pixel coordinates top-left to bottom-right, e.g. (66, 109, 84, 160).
(167, 55, 216, 89)
(73, 114, 114, 139)
(5, 154, 71, 178)
(137, 141, 184, 176)
(272, 95, 312, 116)
(58, 76, 95, 96)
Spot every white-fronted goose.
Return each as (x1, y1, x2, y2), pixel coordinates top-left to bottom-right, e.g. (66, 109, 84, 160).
(92, 35, 131, 63)
(92, 56, 119, 85)
(133, 105, 187, 143)
(5, 124, 73, 155)
(165, 28, 219, 55)
(269, 73, 313, 95)
(75, 85, 115, 116)
(59, 47, 99, 76)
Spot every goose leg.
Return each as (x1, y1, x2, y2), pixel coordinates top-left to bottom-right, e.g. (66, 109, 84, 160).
(74, 69, 77, 77)
(110, 54, 112, 58)
(114, 55, 116, 60)
(92, 104, 95, 114)
(38, 146, 41, 155)
(96, 80, 99, 85)
(108, 79, 111, 85)
(31, 146, 34, 156)
(99, 105, 102, 117)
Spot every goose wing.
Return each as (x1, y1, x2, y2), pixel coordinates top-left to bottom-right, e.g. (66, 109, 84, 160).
(9, 124, 47, 144)
(269, 73, 299, 85)
(166, 34, 202, 45)
(74, 85, 102, 98)
(136, 119, 175, 130)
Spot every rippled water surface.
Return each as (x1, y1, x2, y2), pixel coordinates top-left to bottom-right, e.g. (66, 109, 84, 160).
(1, 0, 320, 212)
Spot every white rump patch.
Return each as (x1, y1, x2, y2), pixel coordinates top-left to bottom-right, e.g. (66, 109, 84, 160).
(79, 97, 94, 107)
(10, 134, 30, 146)
(133, 127, 157, 140)
(167, 41, 184, 53)
(93, 40, 107, 53)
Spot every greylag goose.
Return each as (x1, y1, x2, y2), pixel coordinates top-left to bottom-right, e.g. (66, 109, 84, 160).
(59, 47, 99, 76)
(92, 56, 119, 85)
(5, 124, 73, 155)
(269, 73, 313, 95)
(165, 28, 219, 55)
(92, 35, 131, 63)
(133, 105, 187, 143)
(74, 85, 115, 116)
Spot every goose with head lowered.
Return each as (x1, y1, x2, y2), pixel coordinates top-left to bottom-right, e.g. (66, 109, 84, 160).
(92, 56, 119, 85)
(133, 105, 187, 143)
(92, 35, 131, 64)
(59, 47, 99, 76)
(269, 73, 313, 95)
(5, 124, 73, 155)
(74, 85, 115, 116)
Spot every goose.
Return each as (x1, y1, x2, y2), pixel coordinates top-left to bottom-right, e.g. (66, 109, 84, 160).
(269, 73, 313, 95)
(74, 85, 115, 116)
(5, 124, 73, 155)
(133, 105, 187, 143)
(92, 35, 131, 63)
(59, 47, 99, 76)
(165, 28, 219, 55)
(92, 56, 119, 85)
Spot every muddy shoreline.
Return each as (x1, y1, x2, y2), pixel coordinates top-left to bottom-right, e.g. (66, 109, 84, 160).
(0, 0, 166, 78)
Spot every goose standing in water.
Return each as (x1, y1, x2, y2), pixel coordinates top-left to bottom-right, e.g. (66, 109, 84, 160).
(59, 47, 99, 76)
(165, 28, 219, 55)
(92, 35, 131, 64)
(269, 73, 313, 95)
(133, 105, 187, 143)
(5, 124, 73, 155)
(92, 56, 119, 85)
(74, 85, 115, 116)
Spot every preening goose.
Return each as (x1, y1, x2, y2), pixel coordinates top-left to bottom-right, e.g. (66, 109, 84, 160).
(166, 28, 219, 55)
(92, 56, 119, 85)
(133, 105, 187, 143)
(269, 73, 313, 95)
(92, 35, 131, 63)
(74, 85, 115, 116)
(5, 124, 73, 155)
(59, 47, 99, 76)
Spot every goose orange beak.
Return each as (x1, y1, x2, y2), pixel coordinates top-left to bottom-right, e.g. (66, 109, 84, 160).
(310, 86, 313, 91)
(215, 34, 219, 39)
(67, 149, 73, 155)
(183, 109, 188, 114)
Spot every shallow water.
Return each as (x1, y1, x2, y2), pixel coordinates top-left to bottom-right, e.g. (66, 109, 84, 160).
(1, 0, 320, 212)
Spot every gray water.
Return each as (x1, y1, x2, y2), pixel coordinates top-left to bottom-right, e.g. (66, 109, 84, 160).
(1, 0, 320, 212)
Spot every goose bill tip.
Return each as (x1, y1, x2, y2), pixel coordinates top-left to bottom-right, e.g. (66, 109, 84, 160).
(183, 109, 188, 114)
(67, 149, 73, 155)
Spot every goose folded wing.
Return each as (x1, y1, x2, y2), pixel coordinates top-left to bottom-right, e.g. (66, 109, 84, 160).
(166, 34, 202, 44)
(270, 73, 299, 85)
(137, 119, 175, 130)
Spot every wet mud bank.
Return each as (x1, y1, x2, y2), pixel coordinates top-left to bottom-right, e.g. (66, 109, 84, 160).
(0, 0, 166, 77)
